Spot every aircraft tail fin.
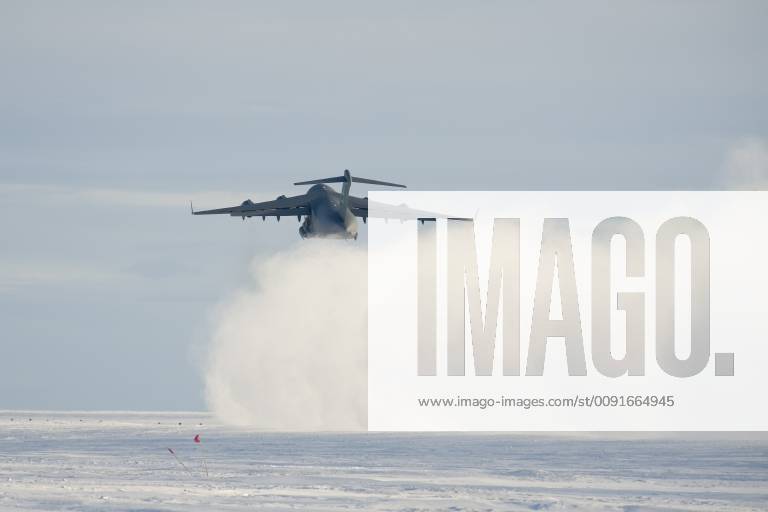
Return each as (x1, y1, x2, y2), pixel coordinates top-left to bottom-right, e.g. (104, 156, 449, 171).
(294, 170, 407, 188)
(295, 170, 406, 212)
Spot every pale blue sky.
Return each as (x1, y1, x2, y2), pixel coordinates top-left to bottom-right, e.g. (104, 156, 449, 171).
(1, 1, 766, 410)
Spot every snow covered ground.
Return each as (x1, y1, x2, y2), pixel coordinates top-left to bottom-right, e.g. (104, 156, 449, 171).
(0, 411, 766, 511)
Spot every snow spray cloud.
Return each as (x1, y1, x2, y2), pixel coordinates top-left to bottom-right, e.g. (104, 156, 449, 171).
(724, 137, 768, 188)
(204, 241, 366, 430)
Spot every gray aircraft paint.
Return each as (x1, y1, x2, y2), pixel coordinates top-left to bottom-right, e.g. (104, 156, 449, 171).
(192, 170, 406, 239)
(297, 184, 359, 239)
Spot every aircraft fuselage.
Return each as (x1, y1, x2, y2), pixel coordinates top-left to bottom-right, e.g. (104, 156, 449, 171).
(299, 184, 358, 239)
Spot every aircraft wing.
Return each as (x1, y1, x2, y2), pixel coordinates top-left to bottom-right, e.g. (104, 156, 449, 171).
(347, 195, 461, 221)
(192, 193, 310, 218)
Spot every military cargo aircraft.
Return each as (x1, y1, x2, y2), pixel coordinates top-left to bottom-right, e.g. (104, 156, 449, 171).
(191, 170, 407, 239)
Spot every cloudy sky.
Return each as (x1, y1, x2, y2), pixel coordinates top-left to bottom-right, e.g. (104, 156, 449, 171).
(1, 1, 766, 410)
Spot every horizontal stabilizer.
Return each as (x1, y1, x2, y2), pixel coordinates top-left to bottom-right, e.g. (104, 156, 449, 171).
(294, 169, 406, 188)
(293, 176, 346, 185)
(351, 176, 406, 188)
